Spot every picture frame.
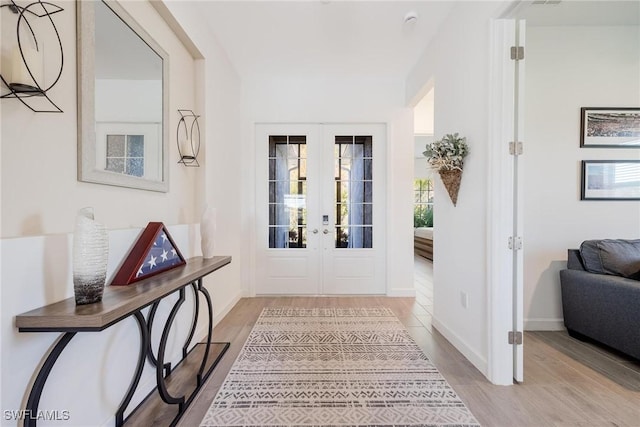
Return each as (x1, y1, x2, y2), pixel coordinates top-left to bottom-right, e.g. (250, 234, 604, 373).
(111, 222, 186, 285)
(580, 107, 640, 148)
(581, 160, 640, 201)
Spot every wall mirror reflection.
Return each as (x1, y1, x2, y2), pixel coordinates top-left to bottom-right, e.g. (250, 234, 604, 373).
(78, 0, 169, 192)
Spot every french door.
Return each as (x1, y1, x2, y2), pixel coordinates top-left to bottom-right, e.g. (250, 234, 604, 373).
(255, 123, 386, 295)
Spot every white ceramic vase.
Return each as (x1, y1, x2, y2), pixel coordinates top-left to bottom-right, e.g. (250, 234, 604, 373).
(200, 206, 217, 259)
(73, 207, 109, 305)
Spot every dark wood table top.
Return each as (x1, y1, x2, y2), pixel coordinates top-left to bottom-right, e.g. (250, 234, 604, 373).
(15, 256, 231, 332)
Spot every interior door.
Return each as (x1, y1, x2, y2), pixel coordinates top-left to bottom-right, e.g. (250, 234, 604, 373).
(320, 124, 386, 294)
(488, 17, 525, 385)
(255, 123, 386, 295)
(512, 19, 525, 383)
(255, 124, 321, 294)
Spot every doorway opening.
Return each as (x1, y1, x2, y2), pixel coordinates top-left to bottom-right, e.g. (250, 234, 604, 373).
(413, 86, 435, 326)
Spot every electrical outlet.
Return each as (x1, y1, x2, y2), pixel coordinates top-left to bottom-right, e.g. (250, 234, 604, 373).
(460, 291, 469, 309)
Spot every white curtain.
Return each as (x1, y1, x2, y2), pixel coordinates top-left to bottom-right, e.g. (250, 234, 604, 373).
(275, 144, 289, 248)
(349, 144, 364, 248)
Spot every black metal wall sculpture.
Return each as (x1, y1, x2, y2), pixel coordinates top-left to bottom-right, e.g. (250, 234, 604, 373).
(0, 0, 64, 113)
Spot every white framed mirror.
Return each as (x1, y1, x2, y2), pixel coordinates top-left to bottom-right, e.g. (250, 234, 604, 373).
(78, 0, 169, 192)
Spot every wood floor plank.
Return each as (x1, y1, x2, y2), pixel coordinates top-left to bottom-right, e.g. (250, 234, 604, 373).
(175, 257, 640, 427)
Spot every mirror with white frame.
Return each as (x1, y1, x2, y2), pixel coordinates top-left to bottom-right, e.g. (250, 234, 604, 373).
(78, 0, 169, 192)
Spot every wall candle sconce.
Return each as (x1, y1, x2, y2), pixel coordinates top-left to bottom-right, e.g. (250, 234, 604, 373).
(10, 42, 43, 91)
(0, 0, 64, 113)
(177, 109, 201, 167)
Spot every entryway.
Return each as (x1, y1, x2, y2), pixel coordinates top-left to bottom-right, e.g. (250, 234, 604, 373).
(255, 123, 387, 295)
(414, 254, 433, 329)
(413, 86, 435, 329)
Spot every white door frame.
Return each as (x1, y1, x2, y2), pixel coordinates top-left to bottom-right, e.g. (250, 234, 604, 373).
(253, 122, 387, 296)
(487, 18, 525, 385)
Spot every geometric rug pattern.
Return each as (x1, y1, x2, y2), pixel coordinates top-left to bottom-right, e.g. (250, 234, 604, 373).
(200, 307, 481, 426)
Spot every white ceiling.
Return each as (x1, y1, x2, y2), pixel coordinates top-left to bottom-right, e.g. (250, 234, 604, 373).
(192, 1, 639, 80)
(194, 1, 456, 79)
(523, 1, 640, 26)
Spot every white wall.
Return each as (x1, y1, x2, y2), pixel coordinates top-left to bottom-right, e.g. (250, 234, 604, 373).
(414, 88, 434, 135)
(0, 0, 197, 237)
(414, 88, 435, 180)
(242, 75, 415, 297)
(414, 135, 434, 179)
(406, 1, 510, 376)
(158, 0, 245, 326)
(0, 1, 244, 425)
(523, 25, 640, 330)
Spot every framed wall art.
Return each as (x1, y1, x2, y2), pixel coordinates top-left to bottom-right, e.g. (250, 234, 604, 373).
(111, 222, 186, 285)
(581, 160, 640, 200)
(580, 107, 640, 147)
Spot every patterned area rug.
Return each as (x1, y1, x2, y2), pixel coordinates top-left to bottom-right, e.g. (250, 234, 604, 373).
(200, 307, 480, 427)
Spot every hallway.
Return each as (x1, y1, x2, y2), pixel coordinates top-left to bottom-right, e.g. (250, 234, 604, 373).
(413, 254, 433, 330)
(173, 292, 640, 427)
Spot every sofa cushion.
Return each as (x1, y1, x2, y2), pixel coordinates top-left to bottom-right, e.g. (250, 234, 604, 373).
(580, 239, 640, 280)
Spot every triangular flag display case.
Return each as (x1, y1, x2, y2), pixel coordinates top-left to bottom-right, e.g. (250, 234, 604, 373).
(111, 222, 186, 286)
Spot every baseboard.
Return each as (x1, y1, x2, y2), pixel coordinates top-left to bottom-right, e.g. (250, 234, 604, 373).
(432, 317, 488, 377)
(387, 288, 417, 297)
(215, 290, 246, 326)
(524, 318, 565, 331)
(192, 289, 245, 342)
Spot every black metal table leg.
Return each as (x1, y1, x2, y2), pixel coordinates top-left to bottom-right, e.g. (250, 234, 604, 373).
(146, 300, 172, 376)
(115, 311, 149, 427)
(182, 282, 199, 359)
(196, 279, 214, 386)
(24, 332, 76, 427)
(156, 288, 186, 411)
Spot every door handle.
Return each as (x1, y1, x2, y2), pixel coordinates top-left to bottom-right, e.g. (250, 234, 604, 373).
(312, 229, 319, 234)
(323, 229, 329, 235)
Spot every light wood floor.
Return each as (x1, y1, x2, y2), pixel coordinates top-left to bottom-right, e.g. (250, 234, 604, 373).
(176, 257, 640, 427)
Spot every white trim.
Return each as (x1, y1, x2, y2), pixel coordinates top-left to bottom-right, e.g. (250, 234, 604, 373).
(524, 318, 565, 331)
(486, 18, 517, 386)
(432, 317, 487, 376)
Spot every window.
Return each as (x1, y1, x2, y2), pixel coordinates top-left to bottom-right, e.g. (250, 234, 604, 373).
(105, 134, 145, 177)
(334, 136, 373, 248)
(96, 122, 161, 182)
(268, 135, 307, 248)
(414, 179, 433, 227)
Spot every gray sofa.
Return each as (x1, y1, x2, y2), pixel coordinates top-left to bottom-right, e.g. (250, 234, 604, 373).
(559, 239, 640, 360)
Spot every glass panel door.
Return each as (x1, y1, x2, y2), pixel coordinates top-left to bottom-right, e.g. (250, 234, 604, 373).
(321, 124, 386, 295)
(255, 124, 321, 295)
(256, 123, 385, 295)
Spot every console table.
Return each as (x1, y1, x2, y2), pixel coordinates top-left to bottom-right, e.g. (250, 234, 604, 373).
(15, 255, 231, 427)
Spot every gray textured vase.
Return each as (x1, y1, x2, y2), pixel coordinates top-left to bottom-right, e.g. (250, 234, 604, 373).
(73, 207, 109, 305)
